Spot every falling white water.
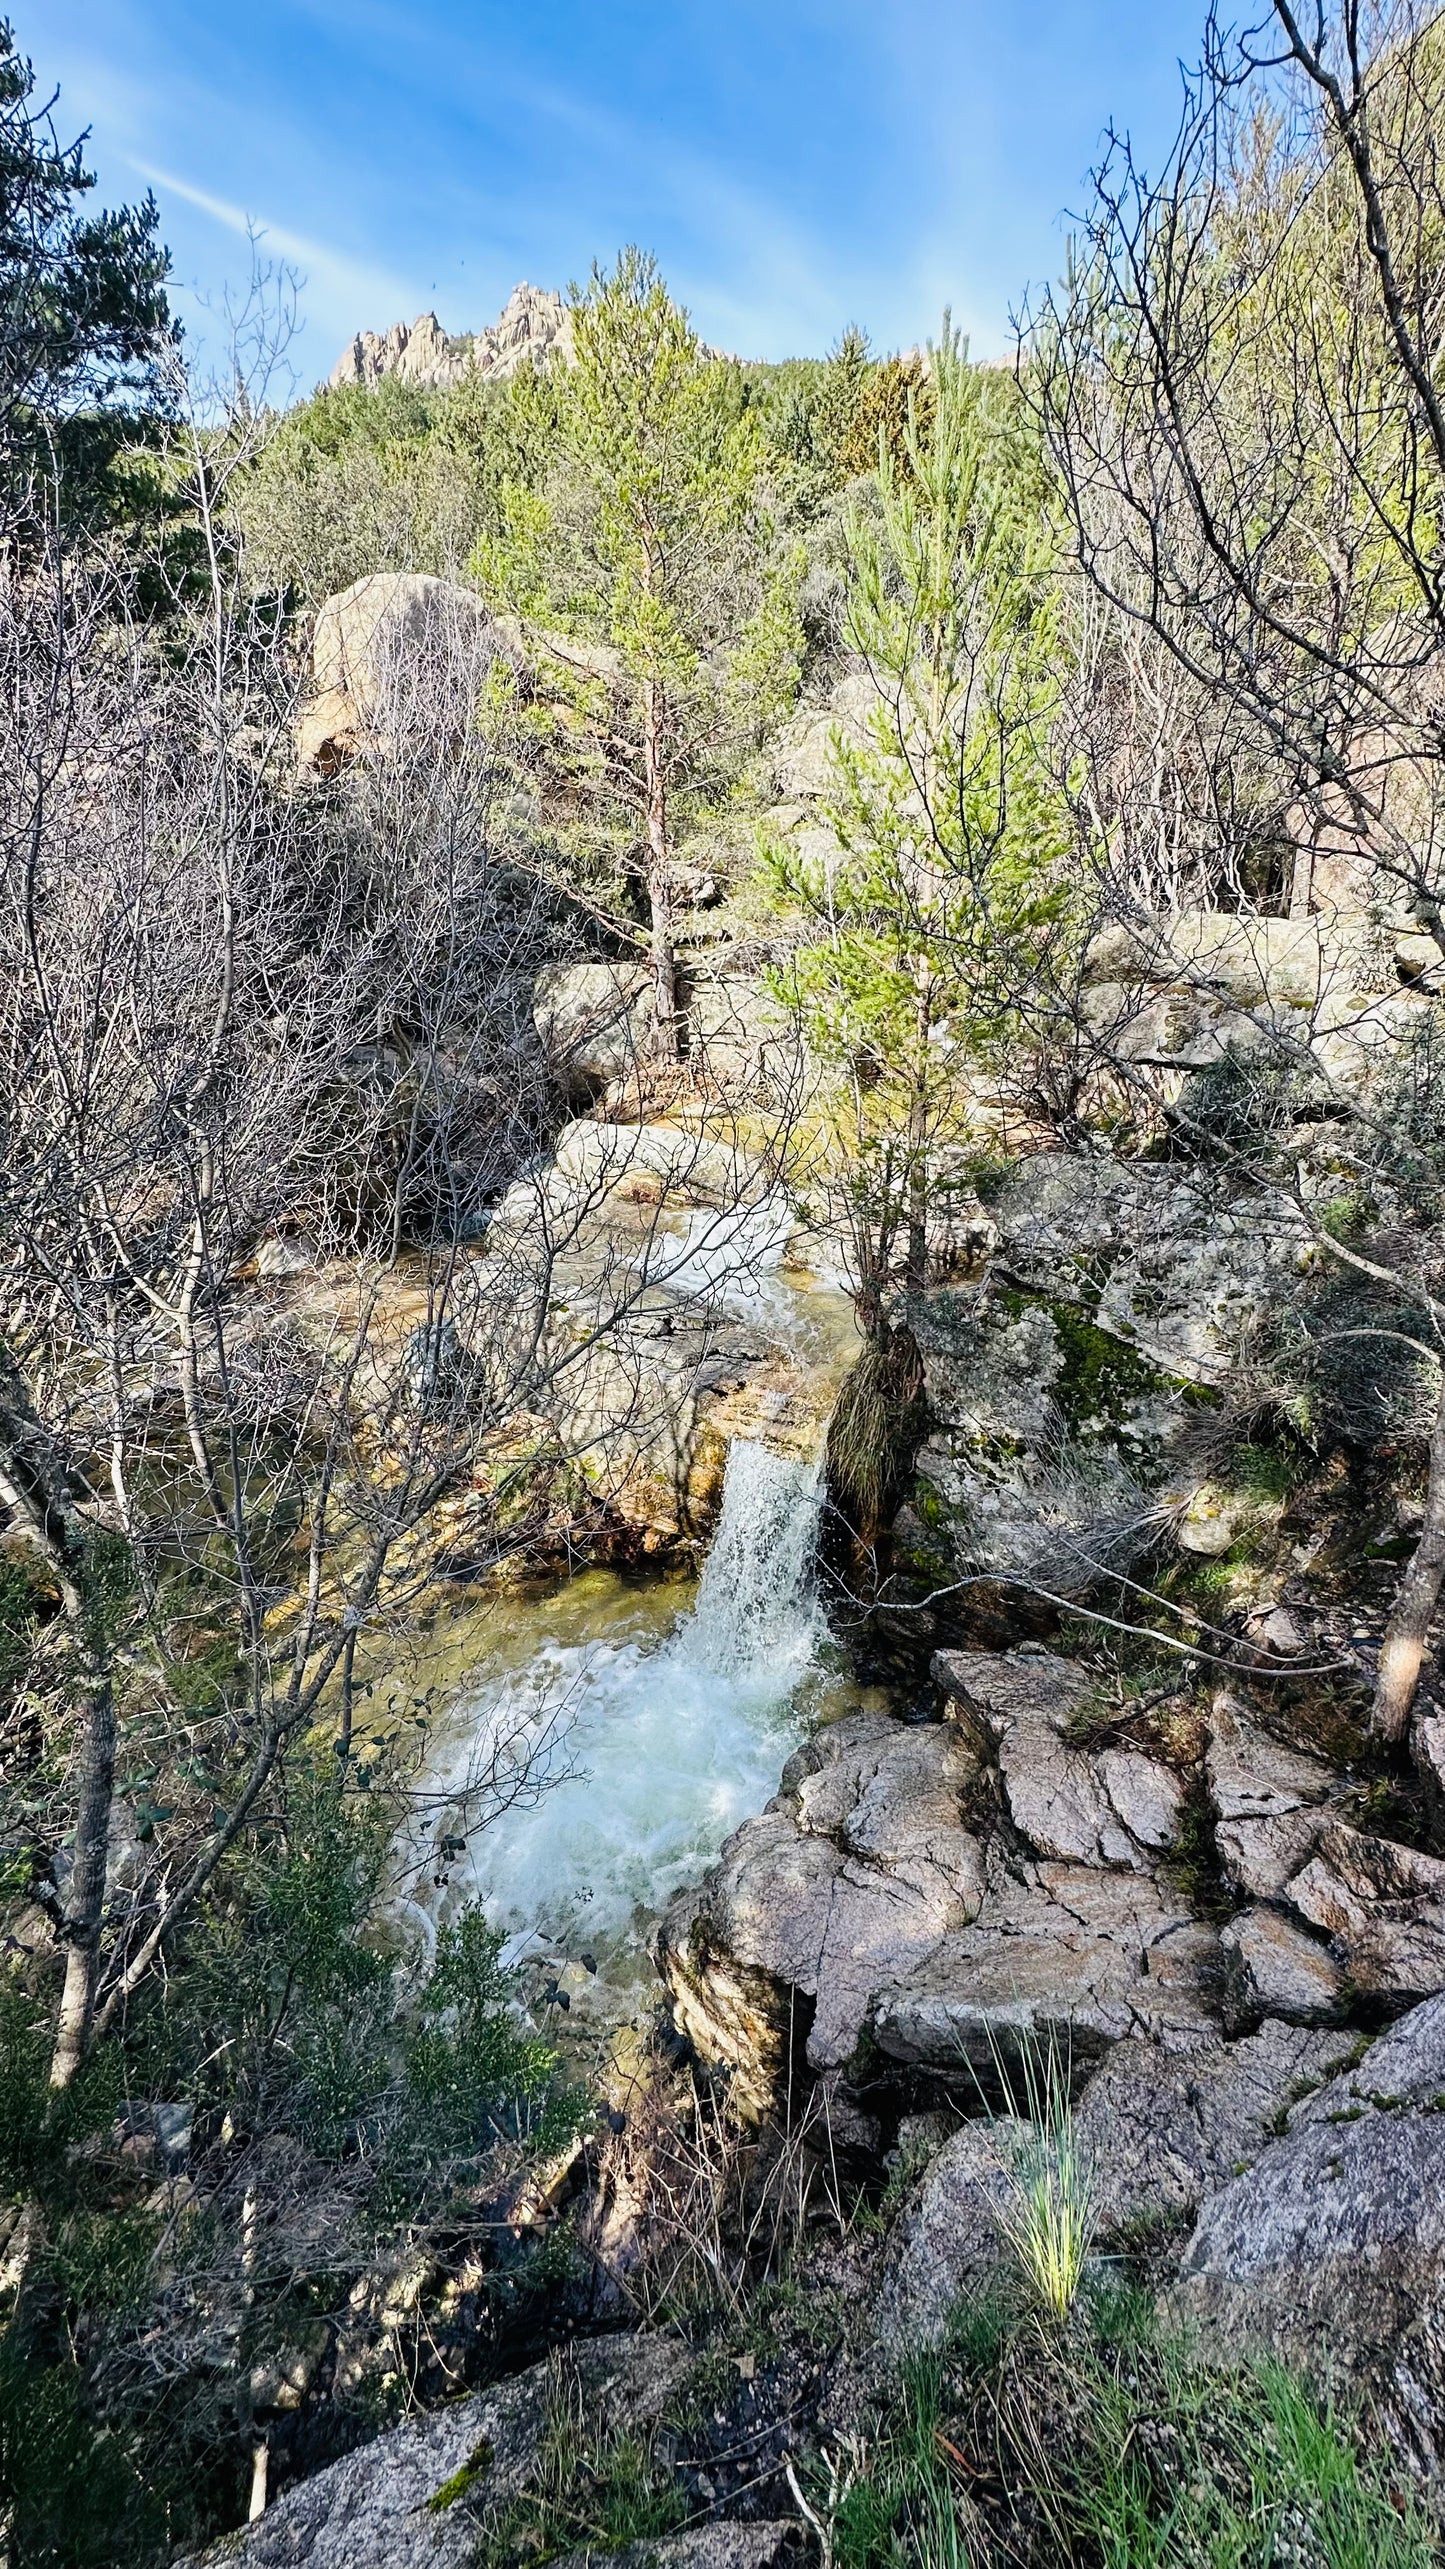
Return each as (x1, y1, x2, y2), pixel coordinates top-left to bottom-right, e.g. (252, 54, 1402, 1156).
(418, 1440, 827, 1981)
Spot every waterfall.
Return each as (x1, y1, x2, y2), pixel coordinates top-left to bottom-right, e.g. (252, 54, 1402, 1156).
(688, 1438, 824, 1680)
(420, 1438, 827, 1975)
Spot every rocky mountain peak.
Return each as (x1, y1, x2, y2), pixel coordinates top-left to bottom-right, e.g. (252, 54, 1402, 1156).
(328, 281, 571, 393)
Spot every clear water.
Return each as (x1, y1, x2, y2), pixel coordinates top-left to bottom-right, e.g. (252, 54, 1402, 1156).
(402, 1440, 832, 2008)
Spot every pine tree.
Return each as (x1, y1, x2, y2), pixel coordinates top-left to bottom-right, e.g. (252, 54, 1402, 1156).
(0, 18, 174, 522)
(478, 249, 801, 1063)
(770, 325, 1067, 1342)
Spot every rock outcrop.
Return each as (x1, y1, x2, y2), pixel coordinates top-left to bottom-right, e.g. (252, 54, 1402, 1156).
(1169, 1994, 1445, 2475)
(877, 2017, 1355, 2351)
(659, 1641, 1445, 2121)
(658, 1649, 1222, 2112)
(661, 1710, 986, 2112)
(329, 284, 570, 393)
(1205, 1696, 1445, 2004)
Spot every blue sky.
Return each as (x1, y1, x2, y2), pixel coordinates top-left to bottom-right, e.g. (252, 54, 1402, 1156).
(44, 0, 1209, 390)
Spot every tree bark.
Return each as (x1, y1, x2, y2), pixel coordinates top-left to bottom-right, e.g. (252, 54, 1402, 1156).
(1374, 1369, 1445, 1747)
(642, 676, 678, 1064)
(904, 965, 932, 1296)
(49, 1656, 116, 2089)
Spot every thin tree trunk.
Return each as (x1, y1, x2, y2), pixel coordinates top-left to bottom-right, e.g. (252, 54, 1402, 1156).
(905, 968, 932, 1296)
(1374, 1369, 1445, 1747)
(642, 677, 678, 1064)
(49, 1657, 116, 2089)
(336, 1627, 358, 1763)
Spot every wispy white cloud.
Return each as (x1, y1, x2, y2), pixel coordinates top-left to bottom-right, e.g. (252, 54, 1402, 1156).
(128, 159, 417, 335)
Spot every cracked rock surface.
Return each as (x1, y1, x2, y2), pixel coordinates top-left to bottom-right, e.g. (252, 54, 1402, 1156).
(184, 2333, 691, 2569)
(878, 2017, 1355, 2352)
(1168, 1994, 1445, 2477)
(659, 1655, 1220, 2106)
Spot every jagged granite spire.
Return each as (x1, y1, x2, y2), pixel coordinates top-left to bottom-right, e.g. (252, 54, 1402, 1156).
(329, 282, 571, 391)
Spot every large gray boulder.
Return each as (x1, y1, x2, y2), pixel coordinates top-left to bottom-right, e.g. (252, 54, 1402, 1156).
(533, 961, 655, 1100)
(298, 573, 502, 771)
(1169, 1994, 1445, 2475)
(186, 2332, 689, 2568)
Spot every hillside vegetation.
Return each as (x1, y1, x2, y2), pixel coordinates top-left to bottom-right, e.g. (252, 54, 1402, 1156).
(8, 4, 1445, 2564)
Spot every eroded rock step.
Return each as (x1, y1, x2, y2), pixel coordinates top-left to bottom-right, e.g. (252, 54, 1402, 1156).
(659, 1645, 1445, 2113)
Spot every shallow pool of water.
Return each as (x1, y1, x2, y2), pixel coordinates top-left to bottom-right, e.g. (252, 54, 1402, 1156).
(362, 1203, 869, 2043)
(383, 1438, 857, 2039)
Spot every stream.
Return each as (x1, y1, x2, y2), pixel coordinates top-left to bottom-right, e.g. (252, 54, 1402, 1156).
(369, 1212, 868, 2053)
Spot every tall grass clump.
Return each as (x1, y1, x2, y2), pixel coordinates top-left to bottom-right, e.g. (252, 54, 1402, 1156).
(983, 2032, 1097, 2321)
(824, 1325, 926, 1546)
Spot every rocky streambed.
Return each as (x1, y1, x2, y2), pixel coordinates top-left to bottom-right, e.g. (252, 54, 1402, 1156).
(198, 956, 1445, 2554)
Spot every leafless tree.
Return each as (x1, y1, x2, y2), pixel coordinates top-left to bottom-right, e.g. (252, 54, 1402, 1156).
(1029, 1, 1445, 1747)
(0, 341, 807, 2100)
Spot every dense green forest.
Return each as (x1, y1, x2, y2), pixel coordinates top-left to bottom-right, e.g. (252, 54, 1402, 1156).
(7, 3, 1445, 2564)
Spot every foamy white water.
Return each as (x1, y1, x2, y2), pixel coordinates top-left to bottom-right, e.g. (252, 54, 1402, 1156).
(421, 1439, 826, 1969)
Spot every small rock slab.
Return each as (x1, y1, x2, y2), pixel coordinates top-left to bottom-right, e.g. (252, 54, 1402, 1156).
(1220, 1907, 1346, 2032)
(1285, 1822, 1445, 2003)
(934, 1649, 1183, 1870)
(1169, 1994, 1445, 2475)
(1206, 1694, 1336, 1820)
(871, 1862, 1220, 2075)
(186, 2334, 691, 2568)
(1206, 1695, 1342, 1898)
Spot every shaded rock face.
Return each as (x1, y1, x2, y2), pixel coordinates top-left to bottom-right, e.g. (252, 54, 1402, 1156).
(1079, 908, 1440, 1101)
(986, 1154, 1312, 1391)
(877, 2019, 1354, 2353)
(1169, 1995, 1445, 2476)
(186, 2331, 689, 2568)
(1207, 1697, 1445, 2006)
(1219, 1906, 1346, 2031)
(898, 1154, 1311, 1622)
(658, 1652, 1222, 2113)
(329, 284, 570, 393)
